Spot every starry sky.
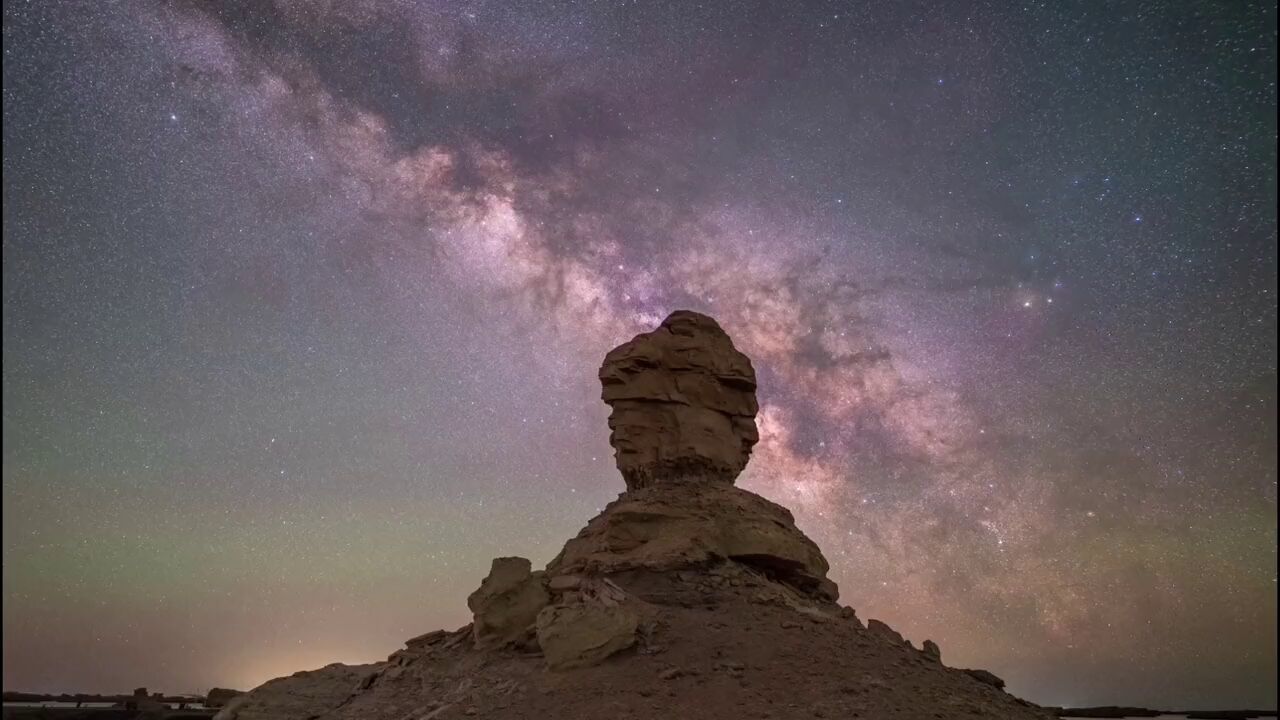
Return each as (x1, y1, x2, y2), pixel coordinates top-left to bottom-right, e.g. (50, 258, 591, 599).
(3, 0, 1276, 709)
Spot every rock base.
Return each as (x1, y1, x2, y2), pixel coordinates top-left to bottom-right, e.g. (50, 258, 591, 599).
(216, 562, 1046, 720)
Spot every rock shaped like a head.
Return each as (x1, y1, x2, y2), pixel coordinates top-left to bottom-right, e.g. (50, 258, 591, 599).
(600, 310, 759, 490)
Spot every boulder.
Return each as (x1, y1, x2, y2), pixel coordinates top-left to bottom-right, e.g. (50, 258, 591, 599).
(212, 663, 380, 720)
(466, 557, 550, 648)
(536, 601, 640, 670)
(600, 310, 760, 489)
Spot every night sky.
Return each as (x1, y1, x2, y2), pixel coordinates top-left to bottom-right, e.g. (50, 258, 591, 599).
(3, 0, 1276, 709)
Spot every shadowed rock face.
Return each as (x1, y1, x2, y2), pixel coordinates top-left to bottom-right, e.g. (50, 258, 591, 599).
(600, 310, 760, 490)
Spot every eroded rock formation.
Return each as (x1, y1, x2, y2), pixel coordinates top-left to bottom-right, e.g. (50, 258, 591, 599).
(600, 310, 759, 489)
(214, 310, 1048, 720)
(535, 578, 642, 670)
(561, 310, 837, 601)
(465, 557, 549, 649)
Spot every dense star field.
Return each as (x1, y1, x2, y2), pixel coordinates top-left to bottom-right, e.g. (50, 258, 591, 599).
(2, 0, 1276, 709)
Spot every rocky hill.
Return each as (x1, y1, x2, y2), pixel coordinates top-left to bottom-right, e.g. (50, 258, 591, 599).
(215, 311, 1051, 720)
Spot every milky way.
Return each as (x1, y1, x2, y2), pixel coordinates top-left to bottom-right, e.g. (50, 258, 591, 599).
(3, 0, 1276, 709)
